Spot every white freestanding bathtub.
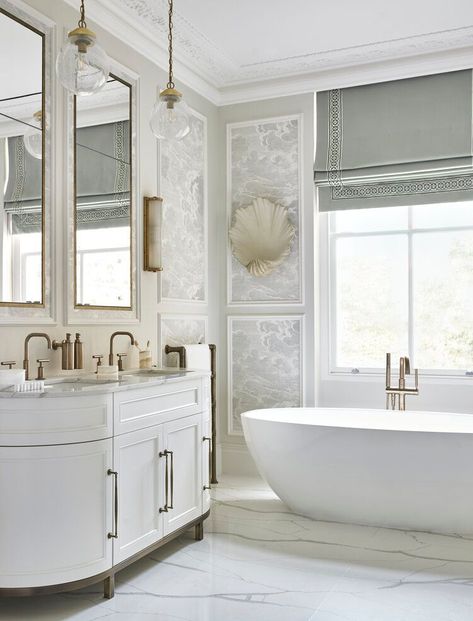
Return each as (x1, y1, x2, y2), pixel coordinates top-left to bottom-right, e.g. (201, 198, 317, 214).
(241, 407, 473, 535)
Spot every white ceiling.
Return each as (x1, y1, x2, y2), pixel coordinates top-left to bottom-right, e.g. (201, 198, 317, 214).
(69, 0, 473, 104)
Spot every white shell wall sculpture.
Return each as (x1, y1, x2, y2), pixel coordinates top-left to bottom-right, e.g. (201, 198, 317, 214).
(229, 197, 296, 277)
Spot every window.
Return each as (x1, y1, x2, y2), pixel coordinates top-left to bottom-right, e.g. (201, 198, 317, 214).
(76, 226, 130, 307)
(326, 202, 473, 375)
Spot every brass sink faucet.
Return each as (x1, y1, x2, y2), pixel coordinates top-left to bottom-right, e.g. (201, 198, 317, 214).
(23, 333, 52, 380)
(109, 332, 135, 369)
(385, 353, 419, 411)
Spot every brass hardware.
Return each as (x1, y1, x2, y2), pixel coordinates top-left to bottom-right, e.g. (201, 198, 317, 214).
(143, 196, 164, 272)
(168, 449, 174, 510)
(23, 333, 52, 380)
(107, 469, 118, 539)
(103, 575, 114, 599)
(1, 361, 16, 369)
(166, 0, 175, 90)
(159, 449, 174, 512)
(93, 354, 103, 373)
(109, 332, 135, 366)
(194, 521, 204, 541)
(203, 436, 211, 491)
(36, 359, 49, 380)
(385, 352, 419, 411)
(164, 343, 218, 484)
(52, 333, 74, 370)
(74, 333, 83, 370)
(159, 450, 169, 513)
(116, 353, 127, 372)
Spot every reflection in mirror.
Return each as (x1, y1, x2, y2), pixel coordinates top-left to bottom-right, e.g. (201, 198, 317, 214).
(74, 74, 132, 309)
(0, 9, 44, 306)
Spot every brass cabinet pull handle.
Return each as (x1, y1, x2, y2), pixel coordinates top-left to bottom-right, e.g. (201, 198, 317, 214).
(168, 450, 174, 510)
(203, 436, 211, 490)
(159, 451, 169, 513)
(107, 469, 118, 539)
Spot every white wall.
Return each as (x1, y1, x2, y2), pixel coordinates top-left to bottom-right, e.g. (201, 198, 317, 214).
(0, 0, 219, 378)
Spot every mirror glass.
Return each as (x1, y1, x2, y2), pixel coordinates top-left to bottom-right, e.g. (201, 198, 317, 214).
(0, 9, 44, 306)
(74, 74, 132, 309)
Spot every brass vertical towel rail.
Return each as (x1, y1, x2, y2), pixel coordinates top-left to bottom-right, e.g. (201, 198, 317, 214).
(164, 343, 218, 484)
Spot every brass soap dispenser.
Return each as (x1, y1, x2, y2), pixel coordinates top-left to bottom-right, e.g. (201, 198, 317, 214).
(52, 333, 75, 370)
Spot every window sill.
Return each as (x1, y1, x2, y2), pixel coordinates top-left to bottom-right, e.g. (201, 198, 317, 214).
(324, 370, 473, 386)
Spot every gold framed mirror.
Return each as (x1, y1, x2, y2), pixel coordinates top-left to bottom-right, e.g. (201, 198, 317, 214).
(0, 7, 45, 307)
(73, 73, 132, 310)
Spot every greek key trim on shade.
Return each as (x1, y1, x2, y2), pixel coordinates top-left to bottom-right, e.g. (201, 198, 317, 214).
(143, 196, 163, 272)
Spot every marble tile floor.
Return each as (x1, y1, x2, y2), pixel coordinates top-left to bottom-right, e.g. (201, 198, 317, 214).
(1, 476, 473, 621)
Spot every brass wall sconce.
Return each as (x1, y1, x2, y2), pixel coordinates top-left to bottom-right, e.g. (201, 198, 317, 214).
(143, 196, 163, 272)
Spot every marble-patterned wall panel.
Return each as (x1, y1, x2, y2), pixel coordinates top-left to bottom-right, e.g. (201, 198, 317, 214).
(160, 112, 206, 302)
(160, 314, 207, 367)
(228, 116, 301, 303)
(229, 316, 302, 434)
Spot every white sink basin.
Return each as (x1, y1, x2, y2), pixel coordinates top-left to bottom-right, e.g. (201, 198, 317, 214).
(121, 369, 191, 378)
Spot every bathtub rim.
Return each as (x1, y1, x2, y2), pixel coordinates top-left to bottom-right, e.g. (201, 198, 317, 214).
(241, 406, 473, 434)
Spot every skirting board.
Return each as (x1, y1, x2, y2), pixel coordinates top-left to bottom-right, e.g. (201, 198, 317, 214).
(220, 442, 259, 477)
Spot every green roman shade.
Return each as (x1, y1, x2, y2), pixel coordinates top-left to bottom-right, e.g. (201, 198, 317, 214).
(3, 121, 130, 233)
(3, 135, 42, 234)
(314, 70, 473, 211)
(76, 120, 130, 230)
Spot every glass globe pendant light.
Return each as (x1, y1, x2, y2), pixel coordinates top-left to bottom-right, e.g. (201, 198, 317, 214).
(150, 0, 191, 141)
(23, 110, 43, 160)
(56, 0, 110, 96)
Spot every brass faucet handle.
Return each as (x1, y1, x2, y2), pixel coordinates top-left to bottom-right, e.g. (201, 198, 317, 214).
(117, 353, 127, 372)
(92, 354, 103, 373)
(1, 361, 16, 369)
(36, 359, 50, 381)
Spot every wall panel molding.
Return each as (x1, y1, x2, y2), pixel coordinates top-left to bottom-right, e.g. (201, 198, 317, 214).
(158, 108, 208, 305)
(226, 114, 303, 306)
(227, 315, 304, 435)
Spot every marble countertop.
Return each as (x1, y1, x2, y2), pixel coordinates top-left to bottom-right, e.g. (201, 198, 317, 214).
(0, 368, 209, 399)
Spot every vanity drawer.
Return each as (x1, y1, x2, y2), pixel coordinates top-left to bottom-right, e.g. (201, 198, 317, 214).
(113, 379, 202, 435)
(0, 394, 113, 447)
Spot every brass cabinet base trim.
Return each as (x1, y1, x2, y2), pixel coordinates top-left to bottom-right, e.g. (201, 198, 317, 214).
(0, 509, 210, 598)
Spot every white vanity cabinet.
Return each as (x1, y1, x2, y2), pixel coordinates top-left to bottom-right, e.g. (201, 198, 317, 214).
(112, 425, 165, 564)
(161, 413, 203, 535)
(0, 373, 211, 598)
(0, 438, 113, 589)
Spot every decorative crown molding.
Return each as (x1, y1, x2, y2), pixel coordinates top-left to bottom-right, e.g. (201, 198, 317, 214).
(62, 0, 473, 105)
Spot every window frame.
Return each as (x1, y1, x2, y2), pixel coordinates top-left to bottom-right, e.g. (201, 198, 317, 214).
(320, 207, 473, 379)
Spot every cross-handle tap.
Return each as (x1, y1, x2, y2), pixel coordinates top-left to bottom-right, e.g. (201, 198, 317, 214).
(23, 333, 52, 380)
(109, 332, 135, 367)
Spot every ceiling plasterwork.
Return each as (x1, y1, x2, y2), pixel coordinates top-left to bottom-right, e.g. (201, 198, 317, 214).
(68, 0, 473, 104)
(119, 0, 237, 86)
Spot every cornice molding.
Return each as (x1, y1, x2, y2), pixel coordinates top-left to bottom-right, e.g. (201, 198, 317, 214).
(62, 0, 473, 105)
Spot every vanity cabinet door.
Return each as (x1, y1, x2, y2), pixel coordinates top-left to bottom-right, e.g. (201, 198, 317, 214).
(162, 414, 203, 536)
(113, 425, 164, 564)
(0, 439, 113, 589)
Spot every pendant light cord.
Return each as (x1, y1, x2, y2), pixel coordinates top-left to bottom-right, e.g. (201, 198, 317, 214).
(167, 0, 175, 89)
(78, 0, 87, 28)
